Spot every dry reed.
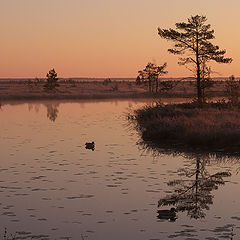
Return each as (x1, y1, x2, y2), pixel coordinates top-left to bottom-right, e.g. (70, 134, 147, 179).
(133, 102, 240, 153)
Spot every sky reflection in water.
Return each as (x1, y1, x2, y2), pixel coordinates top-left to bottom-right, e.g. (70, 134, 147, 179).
(0, 99, 240, 239)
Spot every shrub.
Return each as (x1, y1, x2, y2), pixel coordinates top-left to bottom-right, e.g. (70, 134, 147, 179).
(225, 75, 240, 105)
(103, 78, 111, 85)
(111, 83, 119, 91)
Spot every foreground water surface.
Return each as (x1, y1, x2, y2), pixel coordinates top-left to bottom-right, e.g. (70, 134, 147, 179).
(0, 99, 240, 240)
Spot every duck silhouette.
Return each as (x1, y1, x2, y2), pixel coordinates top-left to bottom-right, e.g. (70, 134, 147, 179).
(157, 208, 177, 221)
(85, 142, 95, 151)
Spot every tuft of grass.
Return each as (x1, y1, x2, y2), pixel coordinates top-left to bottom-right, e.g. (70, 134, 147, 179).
(132, 102, 240, 153)
(3, 228, 16, 240)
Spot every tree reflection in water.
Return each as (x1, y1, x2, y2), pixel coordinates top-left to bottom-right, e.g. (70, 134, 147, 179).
(27, 102, 60, 122)
(45, 103, 59, 122)
(138, 141, 233, 220)
(158, 155, 231, 219)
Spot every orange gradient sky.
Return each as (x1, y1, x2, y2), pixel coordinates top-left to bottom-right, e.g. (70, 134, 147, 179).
(1, 0, 240, 78)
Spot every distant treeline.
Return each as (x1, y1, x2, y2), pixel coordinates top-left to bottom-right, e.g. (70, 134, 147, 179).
(0, 77, 233, 83)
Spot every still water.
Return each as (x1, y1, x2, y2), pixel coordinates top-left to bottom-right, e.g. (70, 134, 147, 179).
(0, 99, 240, 240)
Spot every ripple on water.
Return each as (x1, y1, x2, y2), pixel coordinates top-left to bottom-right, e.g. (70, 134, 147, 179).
(66, 194, 94, 199)
(1, 101, 240, 240)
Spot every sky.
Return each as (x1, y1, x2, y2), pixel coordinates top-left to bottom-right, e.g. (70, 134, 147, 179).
(1, 0, 240, 78)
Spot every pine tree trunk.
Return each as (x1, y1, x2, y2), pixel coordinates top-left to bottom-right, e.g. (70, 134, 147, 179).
(195, 156, 200, 207)
(196, 63, 202, 103)
(196, 34, 202, 103)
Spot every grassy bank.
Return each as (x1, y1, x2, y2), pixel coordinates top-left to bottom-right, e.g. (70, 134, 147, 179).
(132, 102, 240, 154)
(0, 80, 233, 101)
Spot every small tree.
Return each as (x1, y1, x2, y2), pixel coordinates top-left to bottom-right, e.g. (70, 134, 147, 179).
(136, 75, 141, 85)
(158, 15, 232, 103)
(103, 78, 111, 85)
(138, 62, 168, 93)
(225, 75, 240, 105)
(44, 68, 59, 90)
(200, 63, 214, 102)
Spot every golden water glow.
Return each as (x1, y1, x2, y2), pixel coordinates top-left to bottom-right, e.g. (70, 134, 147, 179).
(1, 0, 240, 78)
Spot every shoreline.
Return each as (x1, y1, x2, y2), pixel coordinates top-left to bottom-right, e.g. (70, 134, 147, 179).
(131, 102, 240, 156)
(0, 81, 229, 102)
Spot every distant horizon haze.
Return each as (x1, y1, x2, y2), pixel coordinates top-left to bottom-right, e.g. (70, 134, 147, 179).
(1, 0, 239, 78)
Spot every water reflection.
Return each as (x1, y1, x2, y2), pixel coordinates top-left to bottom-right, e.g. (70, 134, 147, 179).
(138, 141, 236, 220)
(158, 155, 231, 219)
(45, 103, 59, 122)
(27, 103, 60, 122)
(1, 100, 240, 239)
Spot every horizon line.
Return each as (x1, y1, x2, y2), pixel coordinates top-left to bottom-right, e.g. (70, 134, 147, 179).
(0, 76, 235, 80)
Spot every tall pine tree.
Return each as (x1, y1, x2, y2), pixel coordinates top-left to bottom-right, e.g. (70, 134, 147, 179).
(158, 15, 232, 103)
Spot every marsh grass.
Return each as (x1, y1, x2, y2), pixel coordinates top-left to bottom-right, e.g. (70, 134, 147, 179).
(0, 80, 234, 101)
(132, 101, 240, 154)
(3, 228, 16, 240)
(1, 228, 87, 240)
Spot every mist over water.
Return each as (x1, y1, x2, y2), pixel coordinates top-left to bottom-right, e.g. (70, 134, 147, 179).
(0, 99, 240, 239)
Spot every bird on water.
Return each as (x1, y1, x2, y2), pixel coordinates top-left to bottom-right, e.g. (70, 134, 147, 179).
(157, 208, 177, 221)
(85, 142, 95, 151)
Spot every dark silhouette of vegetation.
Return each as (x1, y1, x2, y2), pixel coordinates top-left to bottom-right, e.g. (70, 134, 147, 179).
(44, 68, 59, 90)
(158, 15, 232, 103)
(199, 64, 214, 102)
(3, 228, 16, 240)
(111, 82, 119, 91)
(225, 75, 240, 105)
(2, 227, 58, 240)
(103, 78, 112, 85)
(158, 156, 231, 219)
(131, 102, 240, 154)
(26, 77, 43, 89)
(138, 62, 172, 93)
(26, 79, 34, 88)
(136, 75, 141, 85)
(68, 78, 77, 87)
